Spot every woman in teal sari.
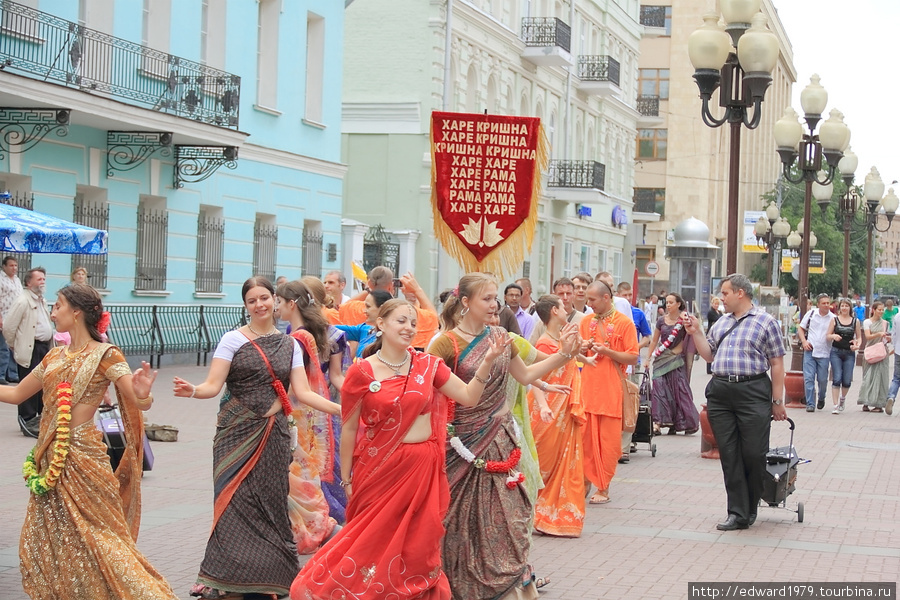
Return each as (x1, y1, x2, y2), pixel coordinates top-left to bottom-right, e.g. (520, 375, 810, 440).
(648, 293, 699, 434)
(428, 273, 579, 600)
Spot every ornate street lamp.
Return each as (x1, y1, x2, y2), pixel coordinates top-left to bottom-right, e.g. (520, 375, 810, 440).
(861, 167, 899, 304)
(832, 148, 861, 297)
(754, 200, 791, 285)
(688, 1, 778, 275)
(774, 75, 850, 315)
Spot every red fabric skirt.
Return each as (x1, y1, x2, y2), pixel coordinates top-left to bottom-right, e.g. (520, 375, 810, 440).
(291, 437, 450, 600)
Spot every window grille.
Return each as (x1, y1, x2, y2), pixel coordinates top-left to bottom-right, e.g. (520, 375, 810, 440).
(253, 218, 278, 283)
(134, 204, 168, 290)
(195, 211, 224, 293)
(72, 195, 109, 289)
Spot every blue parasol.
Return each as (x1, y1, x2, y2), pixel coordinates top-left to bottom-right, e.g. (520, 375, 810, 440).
(0, 202, 107, 255)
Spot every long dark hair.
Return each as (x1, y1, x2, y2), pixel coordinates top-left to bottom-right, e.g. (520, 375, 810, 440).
(363, 298, 416, 359)
(58, 283, 104, 342)
(277, 280, 330, 362)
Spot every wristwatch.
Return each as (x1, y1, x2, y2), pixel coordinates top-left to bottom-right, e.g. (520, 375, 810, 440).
(772, 399, 783, 406)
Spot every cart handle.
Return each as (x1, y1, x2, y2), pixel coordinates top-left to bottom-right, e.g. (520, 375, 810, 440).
(771, 415, 795, 430)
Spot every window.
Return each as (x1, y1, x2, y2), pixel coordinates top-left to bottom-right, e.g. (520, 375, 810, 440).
(257, 0, 280, 109)
(563, 240, 573, 277)
(201, 0, 227, 69)
(640, 5, 671, 35)
(636, 246, 656, 275)
(597, 248, 608, 275)
(639, 68, 669, 100)
(196, 207, 225, 294)
(612, 250, 623, 283)
(253, 215, 278, 283)
(637, 129, 666, 159)
(141, 0, 171, 78)
(134, 196, 168, 291)
(72, 189, 109, 289)
(301, 221, 323, 277)
(579, 244, 590, 274)
(633, 188, 666, 216)
(2, 0, 39, 39)
(305, 12, 325, 123)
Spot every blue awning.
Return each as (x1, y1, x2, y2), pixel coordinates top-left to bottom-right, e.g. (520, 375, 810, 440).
(0, 203, 108, 255)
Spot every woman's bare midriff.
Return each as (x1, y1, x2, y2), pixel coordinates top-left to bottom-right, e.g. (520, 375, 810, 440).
(403, 413, 433, 443)
(263, 399, 282, 418)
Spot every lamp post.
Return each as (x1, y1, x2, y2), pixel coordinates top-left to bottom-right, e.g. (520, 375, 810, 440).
(774, 75, 850, 316)
(754, 200, 791, 286)
(688, 1, 778, 276)
(832, 149, 860, 298)
(861, 168, 899, 305)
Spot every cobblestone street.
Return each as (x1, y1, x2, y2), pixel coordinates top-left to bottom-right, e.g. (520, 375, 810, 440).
(1, 357, 898, 599)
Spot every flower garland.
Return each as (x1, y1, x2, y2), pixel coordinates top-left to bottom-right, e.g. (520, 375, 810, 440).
(652, 318, 684, 359)
(446, 400, 525, 489)
(589, 309, 616, 348)
(272, 379, 299, 452)
(22, 382, 73, 495)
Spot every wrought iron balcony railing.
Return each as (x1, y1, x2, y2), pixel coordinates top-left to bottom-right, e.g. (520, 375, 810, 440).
(548, 160, 605, 191)
(637, 95, 660, 117)
(633, 188, 665, 216)
(521, 18, 571, 53)
(0, 0, 240, 129)
(640, 5, 667, 29)
(577, 56, 620, 86)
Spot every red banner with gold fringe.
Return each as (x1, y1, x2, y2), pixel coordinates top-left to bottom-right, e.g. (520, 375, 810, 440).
(431, 111, 547, 278)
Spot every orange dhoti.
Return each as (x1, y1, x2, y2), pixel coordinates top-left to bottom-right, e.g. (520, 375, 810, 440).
(578, 311, 638, 497)
(582, 413, 623, 492)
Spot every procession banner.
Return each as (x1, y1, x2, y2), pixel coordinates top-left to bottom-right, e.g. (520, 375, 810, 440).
(431, 111, 548, 277)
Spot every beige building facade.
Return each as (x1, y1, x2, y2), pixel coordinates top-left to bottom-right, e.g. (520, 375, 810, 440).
(632, 0, 796, 297)
(342, 0, 651, 297)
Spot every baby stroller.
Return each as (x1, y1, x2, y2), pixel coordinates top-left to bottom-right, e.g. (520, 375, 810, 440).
(760, 417, 808, 522)
(630, 370, 657, 457)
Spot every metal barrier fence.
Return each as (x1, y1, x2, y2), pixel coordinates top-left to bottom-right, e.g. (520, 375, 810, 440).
(105, 304, 246, 367)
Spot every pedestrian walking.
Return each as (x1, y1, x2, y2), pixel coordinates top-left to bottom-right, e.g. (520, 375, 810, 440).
(797, 293, 836, 412)
(0, 256, 23, 386)
(826, 298, 861, 414)
(859, 301, 891, 413)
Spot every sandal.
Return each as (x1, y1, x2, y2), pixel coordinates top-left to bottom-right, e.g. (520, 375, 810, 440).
(589, 493, 610, 504)
(862, 405, 870, 412)
(535, 576, 551, 589)
(871, 407, 883, 413)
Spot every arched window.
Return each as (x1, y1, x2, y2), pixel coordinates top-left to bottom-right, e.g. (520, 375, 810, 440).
(465, 64, 479, 113)
(486, 75, 498, 114)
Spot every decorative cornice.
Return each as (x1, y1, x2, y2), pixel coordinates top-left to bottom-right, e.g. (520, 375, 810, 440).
(238, 143, 348, 181)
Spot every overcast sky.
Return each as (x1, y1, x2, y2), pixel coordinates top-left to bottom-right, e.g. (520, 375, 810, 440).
(772, 0, 899, 188)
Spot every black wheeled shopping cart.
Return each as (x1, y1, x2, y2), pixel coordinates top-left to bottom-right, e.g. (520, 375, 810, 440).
(760, 417, 809, 522)
(630, 370, 657, 457)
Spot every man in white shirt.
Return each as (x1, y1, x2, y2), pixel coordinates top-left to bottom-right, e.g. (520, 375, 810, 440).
(572, 272, 594, 315)
(595, 271, 632, 317)
(324, 270, 350, 308)
(797, 292, 836, 412)
(4, 267, 53, 437)
(0, 256, 23, 385)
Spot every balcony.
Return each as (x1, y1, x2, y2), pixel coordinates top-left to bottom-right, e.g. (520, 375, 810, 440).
(636, 94, 664, 127)
(520, 18, 573, 68)
(576, 56, 620, 97)
(0, 0, 244, 146)
(639, 5, 668, 38)
(546, 160, 606, 204)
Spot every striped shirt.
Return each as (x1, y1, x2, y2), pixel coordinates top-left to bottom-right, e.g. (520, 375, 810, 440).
(707, 306, 785, 377)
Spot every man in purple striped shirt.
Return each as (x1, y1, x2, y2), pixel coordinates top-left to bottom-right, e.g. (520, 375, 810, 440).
(685, 273, 787, 531)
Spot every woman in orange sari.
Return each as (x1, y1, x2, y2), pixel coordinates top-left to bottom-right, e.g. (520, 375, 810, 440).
(276, 280, 339, 553)
(291, 299, 509, 599)
(527, 295, 586, 537)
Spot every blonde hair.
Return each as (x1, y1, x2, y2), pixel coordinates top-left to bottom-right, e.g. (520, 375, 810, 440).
(439, 273, 497, 331)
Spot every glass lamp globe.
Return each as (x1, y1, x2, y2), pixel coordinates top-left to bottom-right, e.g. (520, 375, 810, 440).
(800, 74, 827, 118)
(688, 13, 732, 70)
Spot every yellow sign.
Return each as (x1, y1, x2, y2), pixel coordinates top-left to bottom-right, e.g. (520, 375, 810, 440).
(781, 250, 825, 274)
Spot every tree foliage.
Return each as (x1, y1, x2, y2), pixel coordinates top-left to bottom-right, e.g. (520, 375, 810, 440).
(749, 171, 870, 298)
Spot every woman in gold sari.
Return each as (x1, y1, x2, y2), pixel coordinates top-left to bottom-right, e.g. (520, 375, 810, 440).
(0, 283, 176, 600)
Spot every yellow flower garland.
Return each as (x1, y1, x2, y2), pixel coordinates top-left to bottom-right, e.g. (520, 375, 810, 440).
(22, 382, 73, 495)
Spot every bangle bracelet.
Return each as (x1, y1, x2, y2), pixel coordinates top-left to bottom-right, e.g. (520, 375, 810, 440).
(137, 393, 153, 403)
(558, 351, 574, 360)
(189, 385, 197, 399)
(474, 372, 491, 384)
(539, 381, 547, 392)
(339, 478, 352, 488)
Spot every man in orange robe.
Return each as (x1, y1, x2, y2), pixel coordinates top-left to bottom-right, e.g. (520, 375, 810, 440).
(338, 266, 394, 325)
(579, 280, 638, 505)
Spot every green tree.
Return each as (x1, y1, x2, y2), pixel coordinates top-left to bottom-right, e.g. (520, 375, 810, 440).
(750, 170, 869, 298)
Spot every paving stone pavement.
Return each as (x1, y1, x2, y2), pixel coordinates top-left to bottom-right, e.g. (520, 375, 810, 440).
(0, 356, 898, 599)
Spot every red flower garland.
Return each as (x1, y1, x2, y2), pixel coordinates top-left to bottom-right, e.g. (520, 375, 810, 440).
(97, 311, 111, 335)
(273, 380, 292, 417)
(446, 399, 522, 474)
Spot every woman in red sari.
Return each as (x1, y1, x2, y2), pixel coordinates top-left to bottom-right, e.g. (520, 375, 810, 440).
(291, 299, 509, 600)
